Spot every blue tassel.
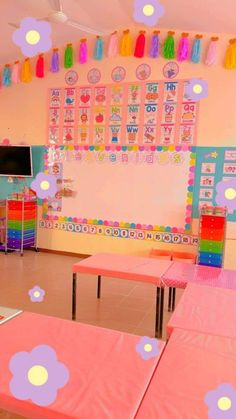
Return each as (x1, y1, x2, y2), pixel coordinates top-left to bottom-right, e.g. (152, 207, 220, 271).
(191, 38, 202, 63)
(94, 37, 104, 60)
(3, 66, 11, 86)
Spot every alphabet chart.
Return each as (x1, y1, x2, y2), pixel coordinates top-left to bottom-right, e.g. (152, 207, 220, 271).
(47, 80, 199, 146)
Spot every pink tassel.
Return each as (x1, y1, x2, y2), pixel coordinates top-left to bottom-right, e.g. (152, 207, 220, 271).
(134, 31, 146, 58)
(177, 33, 189, 62)
(79, 38, 88, 64)
(36, 54, 44, 78)
(108, 31, 119, 57)
(205, 37, 218, 66)
(12, 60, 20, 84)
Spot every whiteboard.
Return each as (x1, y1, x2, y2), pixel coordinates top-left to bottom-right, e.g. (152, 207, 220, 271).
(56, 151, 192, 230)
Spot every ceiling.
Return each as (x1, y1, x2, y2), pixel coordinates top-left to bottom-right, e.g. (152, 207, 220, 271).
(0, 0, 235, 64)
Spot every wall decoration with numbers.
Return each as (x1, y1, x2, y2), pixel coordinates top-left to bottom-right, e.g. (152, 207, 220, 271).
(47, 80, 199, 147)
(42, 145, 196, 242)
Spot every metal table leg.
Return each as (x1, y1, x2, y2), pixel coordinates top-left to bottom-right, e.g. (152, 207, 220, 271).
(168, 287, 172, 312)
(171, 287, 176, 312)
(155, 287, 160, 338)
(72, 273, 77, 320)
(155, 286, 164, 339)
(97, 275, 101, 299)
(159, 287, 164, 338)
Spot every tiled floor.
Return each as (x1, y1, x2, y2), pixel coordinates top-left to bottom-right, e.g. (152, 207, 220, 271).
(0, 250, 182, 418)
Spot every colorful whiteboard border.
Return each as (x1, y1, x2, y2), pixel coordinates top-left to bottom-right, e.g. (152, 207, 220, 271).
(43, 145, 196, 234)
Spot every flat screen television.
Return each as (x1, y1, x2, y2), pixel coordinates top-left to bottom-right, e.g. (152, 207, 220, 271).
(0, 146, 33, 177)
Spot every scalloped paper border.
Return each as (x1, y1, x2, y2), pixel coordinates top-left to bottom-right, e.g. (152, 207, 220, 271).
(43, 145, 196, 235)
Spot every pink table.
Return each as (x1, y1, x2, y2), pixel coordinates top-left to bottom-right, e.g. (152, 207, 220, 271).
(167, 282, 236, 339)
(0, 311, 165, 419)
(162, 261, 236, 290)
(162, 261, 236, 311)
(136, 328, 236, 419)
(73, 253, 172, 337)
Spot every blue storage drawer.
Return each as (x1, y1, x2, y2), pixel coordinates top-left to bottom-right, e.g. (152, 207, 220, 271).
(199, 261, 222, 268)
(199, 251, 222, 263)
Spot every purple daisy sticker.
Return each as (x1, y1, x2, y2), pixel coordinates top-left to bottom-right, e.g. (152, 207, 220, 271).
(204, 383, 236, 418)
(185, 78, 208, 102)
(12, 17, 52, 57)
(9, 344, 69, 406)
(133, 0, 165, 26)
(136, 336, 160, 360)
(215, 179, 236, 212)
(31, 172, 57, 199)
(28, 286, 45, 303)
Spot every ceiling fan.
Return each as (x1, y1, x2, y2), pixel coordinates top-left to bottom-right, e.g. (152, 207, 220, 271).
(9, 0, 111, 36)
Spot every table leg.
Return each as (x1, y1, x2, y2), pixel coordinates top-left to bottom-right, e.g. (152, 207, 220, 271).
(155, 286, 164, 339)
(97, 275, 101, 298)
(168, 287, 172, 312)
(72, 273, 77, 321)
(155, 287, 160, 338)
(171, 287, 176, 312)
(159, 287, 164, 338)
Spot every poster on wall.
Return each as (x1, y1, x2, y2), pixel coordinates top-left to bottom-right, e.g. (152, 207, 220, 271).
(47, 80, 199, 146)
(193, 147, 236, 222)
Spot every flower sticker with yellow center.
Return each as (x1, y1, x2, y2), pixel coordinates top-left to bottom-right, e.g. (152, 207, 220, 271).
(9, 344, 69, 406)
(136, 336, 160, 360)
(204, 383, 236, 418)
(185, 78, 208, 102)
(12, 17, 52, 57)
(133, 0, 165, 26)
(215, 179, 236, 213)
(28, 285, 45, 303)
(31, 172, 57, 199)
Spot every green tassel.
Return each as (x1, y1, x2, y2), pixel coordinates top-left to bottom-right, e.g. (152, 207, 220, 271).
(64, 43, 73, 68)
(163, 32, 175, 59)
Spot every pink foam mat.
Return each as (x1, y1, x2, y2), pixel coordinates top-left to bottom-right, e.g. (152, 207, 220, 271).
(0, 312, 165, 419)
(161, 261, 236, 289)
(136, 329, 236, 419)
(167, 282, 236, 339)
(73, 253, 172, 285)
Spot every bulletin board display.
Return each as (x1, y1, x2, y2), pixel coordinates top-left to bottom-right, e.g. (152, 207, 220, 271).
(47, 80, 199, 147)
(41, 146, 196, 243)
(193, 147, 236, 222)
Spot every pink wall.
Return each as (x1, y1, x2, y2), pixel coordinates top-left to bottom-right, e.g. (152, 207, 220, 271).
(0, 29, 235, 147)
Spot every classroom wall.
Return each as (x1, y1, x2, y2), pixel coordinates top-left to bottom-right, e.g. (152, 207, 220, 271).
(0, 27, 235, 267)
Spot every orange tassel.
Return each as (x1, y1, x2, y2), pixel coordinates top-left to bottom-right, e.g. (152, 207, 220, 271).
(21, 58, 32, 83)
(120, 30, 132, 56)
(224, 38, 236, 69)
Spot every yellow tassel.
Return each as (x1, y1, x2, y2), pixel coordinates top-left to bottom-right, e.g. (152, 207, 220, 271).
(120, 29, 132, 56)
(224, 38, 236, 69)
(21, 58, 32, 82)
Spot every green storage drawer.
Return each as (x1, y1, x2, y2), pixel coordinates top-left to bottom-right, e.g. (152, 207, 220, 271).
(199, 239, 224, 254)
(8, 220, 36, 230)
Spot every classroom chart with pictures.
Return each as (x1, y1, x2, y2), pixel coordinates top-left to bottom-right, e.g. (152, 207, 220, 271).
(47, 80, 199, 147)
(193, 147, 236, 222)
(41, 146, 197, 245)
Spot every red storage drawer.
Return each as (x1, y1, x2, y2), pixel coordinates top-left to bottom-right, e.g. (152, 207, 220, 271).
(24, 202, 37, 210)
(201, 215, 225, 229)
(7, 201, 23, 210)
(200, 227, 224, 241)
